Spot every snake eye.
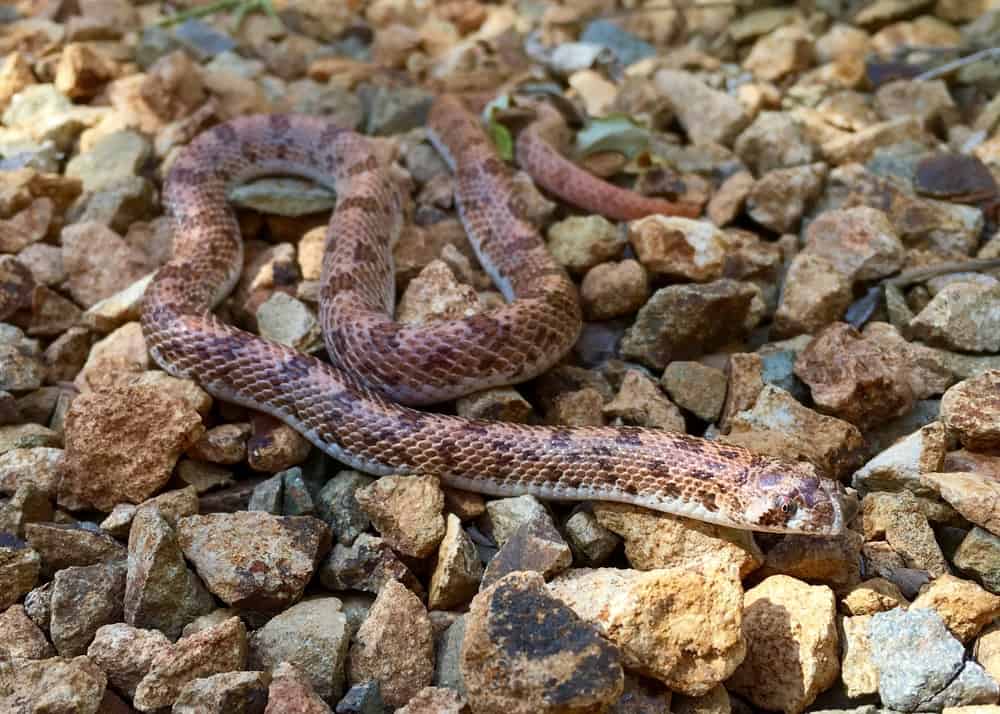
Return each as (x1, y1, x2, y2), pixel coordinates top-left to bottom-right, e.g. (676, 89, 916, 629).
(780, 499, 797, 516)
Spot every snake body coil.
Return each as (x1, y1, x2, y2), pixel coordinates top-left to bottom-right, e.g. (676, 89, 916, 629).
(141, 96, 847, 535)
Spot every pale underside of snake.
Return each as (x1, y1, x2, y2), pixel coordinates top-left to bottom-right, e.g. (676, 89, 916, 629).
(140, 94, 848, 535)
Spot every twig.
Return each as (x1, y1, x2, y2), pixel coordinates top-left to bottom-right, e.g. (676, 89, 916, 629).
(884, 258, 1000, 288)
(597, 0, 743, 19)
(155, 0, 278, 29)
(914, 47, 1000, 80)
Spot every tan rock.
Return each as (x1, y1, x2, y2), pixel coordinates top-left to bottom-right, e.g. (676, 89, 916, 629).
(59, 384, 205, 511)
(842, 578, 907, 616)
(728, 575, 840, 714)
(580, 260, 649, 320)
(921, 472, 1000, 536)
(941, 372, 1000, 450)
(0, 603, 54, 659)
(133, 616, 248, 711)
(547, 215, 624, 275)
(355, 474, 445, 558)
(0, 655, 107, 714)
(840, 614, 878, 698)
(602, 370, 685, 431)
(60, 221, 151, 309)
(428, 513, 483, 610)
(911, 574, 1000, 643)
(746, 163, 827, 234)
(803, 207, 904, 282)
(852, 421, 948, 494)
(188, 423, 250, 465)
(821, 116, 927, 164)
(910, 284, 1000, 354)
(708, 171, 754, 227)
(461, 571, 624, 714)
(397, 260, 481, 325)
(247, 419, 311, 473)
(976, 622, 1000, 683)
(348, 579, 434, 708)
(734, 111, 816, 174)
(455, 388, 533, 423)
(773, 253, 852, 338)
(627, 216, 726, 282)
(87, 623, 171, 699)
(547, 566, 745, 695)
(592, 502, 762, 578)
(654, 70, 749, 146)
(55, 42, 117, 100)
(744, 26, 815, 81)
(861, 491, 949, 577)
(661, 361, 727, 423)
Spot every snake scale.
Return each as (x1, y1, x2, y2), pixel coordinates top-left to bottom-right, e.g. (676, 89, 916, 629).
(141, 94, 847, 535)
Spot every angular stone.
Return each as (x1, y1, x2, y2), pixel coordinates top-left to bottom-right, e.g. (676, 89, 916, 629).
(773, 253, 852, 338)
(0, 447, 63, 497)
(841, 613, 878, 699)
(728, 575, 839, 714)
(316, 470, 374, 546)
(319, 533, 421, 597)
(125, 506, 215, 639)
(249, 596, 348, 701)
(461, 572, 624, 714)
(746, 163, 827, 234)
(654, 70, 749, 146)
(177, 512, 331, 610)
(627, 216, 726, 282)
(50, 562, 125, 657)
(842, 578, 908, 616)
(547, 215, 624, 275)
(803, 207, 904, 282)
(172, 670, 271, 714)
(941, 372, 1000, 450)
(563, 509, 620, 566)
(923, 472, 1000, 538)
(428, 514, 483, 610)
(852, 422, 947, 494)
(0, 655, 107, 714)
(861, 491, 949, 577)
(87, 623, 171, 699)
(548, 565, 744, 695)
(348, 579, 434, 708)
(0, 603, 53, 659)
(354, 474, 445, 559)
(955, 528, 1000, 594)
(481, 516, 573, 589)
(911, 574, 1000, 643)
(23, 522, 124, 578)
(265, 661, 333, 714)
(580, 260, 650, 321)
(133, 616, 248, 711)
(910, 284, 1000, 354)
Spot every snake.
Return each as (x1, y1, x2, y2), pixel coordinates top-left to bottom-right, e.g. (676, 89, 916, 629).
(140, 94, 847, 536)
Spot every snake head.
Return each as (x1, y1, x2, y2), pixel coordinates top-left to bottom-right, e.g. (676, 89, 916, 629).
(743, 458, 850, 536)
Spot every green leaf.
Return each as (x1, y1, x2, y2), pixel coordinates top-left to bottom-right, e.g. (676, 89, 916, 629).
(488, 121, 514, 161)
(575, 114, 651, 160)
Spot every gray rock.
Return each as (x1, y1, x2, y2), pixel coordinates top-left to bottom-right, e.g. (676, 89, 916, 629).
(51, 562, 126, 656)
(0, 325, 43, 392)
(65, 130, 151, 194)
(954, 527, 1000, 594)
(172, 18, 235, 61)
(282, 466, 315, 516)
(23, 522, 125, 578)
(319, 533, 422, 597)
(481, 517, 573, 589)
(363, 86, 434, 136)
(868, 607, 994, 711)
(580, 20, 655, 68)
(433, 616, 466, 695)
(231, 177, 336, 217)
(910, 283, 1000, 353)
(173, 671, 270, 713)
(317, 470, 374, 545)
(249, 596, 349, 701)
(483, 495, 549, 547)
(248, 473, 283, 514)
(136, 26, 181, 69)
(564, 509, 619, 566)
(74, 175, 155, 234)
(125, 506, 215, 640)
(336, 680, 386, 714)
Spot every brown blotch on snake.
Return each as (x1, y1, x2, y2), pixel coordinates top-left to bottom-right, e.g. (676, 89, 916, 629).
(142, 95, 850, 536)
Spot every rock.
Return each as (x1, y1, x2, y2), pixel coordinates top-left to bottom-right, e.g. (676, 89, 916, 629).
(580, 260, 650, 320)
(364, 86, 434, 136)
(842, 578, 908, 616)
(744, 26, 815, 81)
(654, 70, 749, 146)
(484, 495, 551, 547)
(456, 388, 533, 423)
(125, 506, 215, 639)
(177, 512, 331, 610)
(794, 322, 915, 430)
(548, 565, 744, 695)
(0, 423, 60, 454)
(547, 387, 606, 426)
(976, 623, 1000, 685)
(257, 292, 323, 353)
(428, 514, 483, 610)
(0, 447, 62, 497)
(773, 253, 852, 338)
(87, 623, 171, 699)
(875, 79, 957, 126)
(319, 533, 421, 596)
(564, 509, 620, 566)
(592, 502, 761, 577)
(735, 111, 816, 175)
(870, 607, 1000, 711)
(133, 616, 248, 711)
(547, 215, 624, 275)
(955, 528, 1000, 594)
(803, 207, 904, 282)
(250, 597, 349, 701)
(661, 361, 727, 423)
(354, 474, 445, 558)
(23, 522, 124, 578)
(481, 516, 573, 588)
(911, 574, 1000, 643)
(60, 221, 151, 308)
(602, 370, 685, 431)
(852, 421, 947, 494)
(841, 614, 879, 698)
(65, 130, 149, 194)
(722, 385, 864, 480)
(189, 423, 250, 465)
(923, 472, 1000, 537)
(0, 655, 108, 714)
(50, 562, 125, 657)
(621, 279, 761, 370)
(862, 491, 949, 576)
(461, 571, 624, 714)
(316, 470, 374, 546)
(746, 163, 827, 233)
(0, 482, 52, 537)
(941, 372, 1000, 450)
(172, 670, 270, 713)
(910, 284, 1000, 353)
(0, 325, 43, 393)
(247, 418, 312, 473)
(708, 171, 754, 226)
(336, 680, 385, 713)
(396, 686, 468, 713)
(758, 530, 863, 591)
(727, 575, 840, 714)
(670, 684, 729, 714)
(348, 579, 433, 708)
(0, 603, 53, 659)
(59, 383, 205, 511)
(266, 661, 334, 714)
(626, 216, 725, 282)
(821, 116, 927, 165)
